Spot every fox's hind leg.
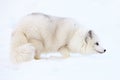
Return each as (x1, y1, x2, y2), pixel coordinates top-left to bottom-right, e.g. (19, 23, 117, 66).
(29, 39, 44, 60)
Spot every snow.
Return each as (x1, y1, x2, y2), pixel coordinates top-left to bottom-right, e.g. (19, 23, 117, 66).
(0, 0, 120, 80)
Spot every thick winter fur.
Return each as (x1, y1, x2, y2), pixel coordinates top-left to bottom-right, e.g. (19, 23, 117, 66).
(11, 13, 106, 63)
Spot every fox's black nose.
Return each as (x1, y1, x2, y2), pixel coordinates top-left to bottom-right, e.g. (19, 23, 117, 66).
(104, 49, 106, 52)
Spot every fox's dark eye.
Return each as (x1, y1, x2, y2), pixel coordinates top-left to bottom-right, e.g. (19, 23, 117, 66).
(95, 42, 99, 46)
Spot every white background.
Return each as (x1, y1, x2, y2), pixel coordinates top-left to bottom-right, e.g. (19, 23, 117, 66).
(0, 0, 120, 80)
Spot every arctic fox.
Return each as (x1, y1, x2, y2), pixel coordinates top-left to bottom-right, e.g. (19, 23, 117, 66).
(11, 13, 106, 63)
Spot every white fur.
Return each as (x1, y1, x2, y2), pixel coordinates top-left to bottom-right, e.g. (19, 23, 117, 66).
(11, 13, 105, 63)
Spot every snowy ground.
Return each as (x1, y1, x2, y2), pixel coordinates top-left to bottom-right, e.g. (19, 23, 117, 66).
(0, 0, 120, 80)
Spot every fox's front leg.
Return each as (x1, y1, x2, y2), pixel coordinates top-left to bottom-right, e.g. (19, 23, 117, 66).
(59, 47, 70, 58)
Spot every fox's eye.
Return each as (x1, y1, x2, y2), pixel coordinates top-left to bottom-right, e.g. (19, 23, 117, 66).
(95, 42, 99, 46)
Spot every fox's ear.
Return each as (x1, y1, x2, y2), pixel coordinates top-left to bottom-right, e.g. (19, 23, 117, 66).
(85, 30, 93, 43)
(88, 30, 93, 39)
